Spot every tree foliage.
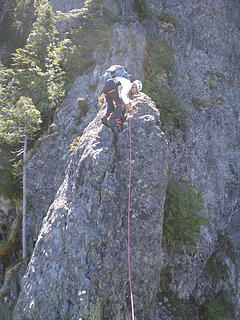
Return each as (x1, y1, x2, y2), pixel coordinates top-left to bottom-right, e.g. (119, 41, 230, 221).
(163, 176, 208, 251)
(144, 39, 186, 128)
(0, 147, 21, 199)
(0, 96, 41, 257)
(9, 4, 65, 119)
(0, 96, 42, 144)
(133, 0, 151, 21)
(0, 95, 41, 198)
(200, 291, 235, 320)
(0, 3, 67, 201)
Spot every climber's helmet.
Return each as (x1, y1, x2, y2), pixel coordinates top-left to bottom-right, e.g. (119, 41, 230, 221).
(132, 80, 142, 92)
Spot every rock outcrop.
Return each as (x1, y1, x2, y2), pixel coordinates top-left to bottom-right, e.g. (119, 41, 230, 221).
(14, 96, 168, 319)
(0, 0, 239, 319)
(153, 0, 240, 316)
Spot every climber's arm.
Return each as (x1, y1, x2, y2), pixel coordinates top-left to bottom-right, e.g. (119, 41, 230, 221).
(117, 78, 132, 105)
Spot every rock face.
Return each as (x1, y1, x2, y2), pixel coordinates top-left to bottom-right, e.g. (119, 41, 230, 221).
(14, 96, 168, 319)
(0, 260, 28, 316)
(153, 0, 240, 313)
(24, 9, 146, 256)
(4, 0, 240, 319)
(51, 0, 84, 13)
(24, 73, 100, 255)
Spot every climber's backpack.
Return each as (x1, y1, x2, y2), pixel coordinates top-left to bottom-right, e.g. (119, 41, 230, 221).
(102, 65, 130, 83)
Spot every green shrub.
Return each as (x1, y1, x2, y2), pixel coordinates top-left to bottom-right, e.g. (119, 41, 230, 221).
(202, 301, 224, 320)
(144, 39, 186, 128)
(200, 291, 235, 320)
(64, 23, 112, 78)
(163, 176, 208, 251)
(146, 39, 175, 76)
(144, 83, 186, 128)
(133, 0, 151, 21)
(72, 23, 112, 51)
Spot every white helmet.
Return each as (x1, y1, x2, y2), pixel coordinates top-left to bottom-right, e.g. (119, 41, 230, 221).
(132, 80, 142, 91)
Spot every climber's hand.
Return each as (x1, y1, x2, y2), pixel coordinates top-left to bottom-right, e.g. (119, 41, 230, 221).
(98, 94, 105, 105)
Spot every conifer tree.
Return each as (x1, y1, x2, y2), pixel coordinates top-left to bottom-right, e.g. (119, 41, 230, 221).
(10, 4, 65, 120)
(0, 3, 67, 257)
(0, 96, 42, 258)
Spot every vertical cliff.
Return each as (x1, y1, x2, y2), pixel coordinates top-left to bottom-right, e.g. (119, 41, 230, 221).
(0, 0, 239, 319)
(154, 1, 240, 317)
(14, 97, 168, 319)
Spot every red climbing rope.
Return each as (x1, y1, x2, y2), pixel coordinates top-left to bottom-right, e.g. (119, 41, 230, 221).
(127, 116, 135, 320)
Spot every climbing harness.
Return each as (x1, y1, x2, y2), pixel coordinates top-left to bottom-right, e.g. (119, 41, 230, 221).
(127, 116, 135, 320)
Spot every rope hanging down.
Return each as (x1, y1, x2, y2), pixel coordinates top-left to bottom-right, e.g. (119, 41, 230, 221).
(127, 116, 135, 320)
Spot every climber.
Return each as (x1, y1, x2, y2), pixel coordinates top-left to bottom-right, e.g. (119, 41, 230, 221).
(100, 78, 142, 128)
